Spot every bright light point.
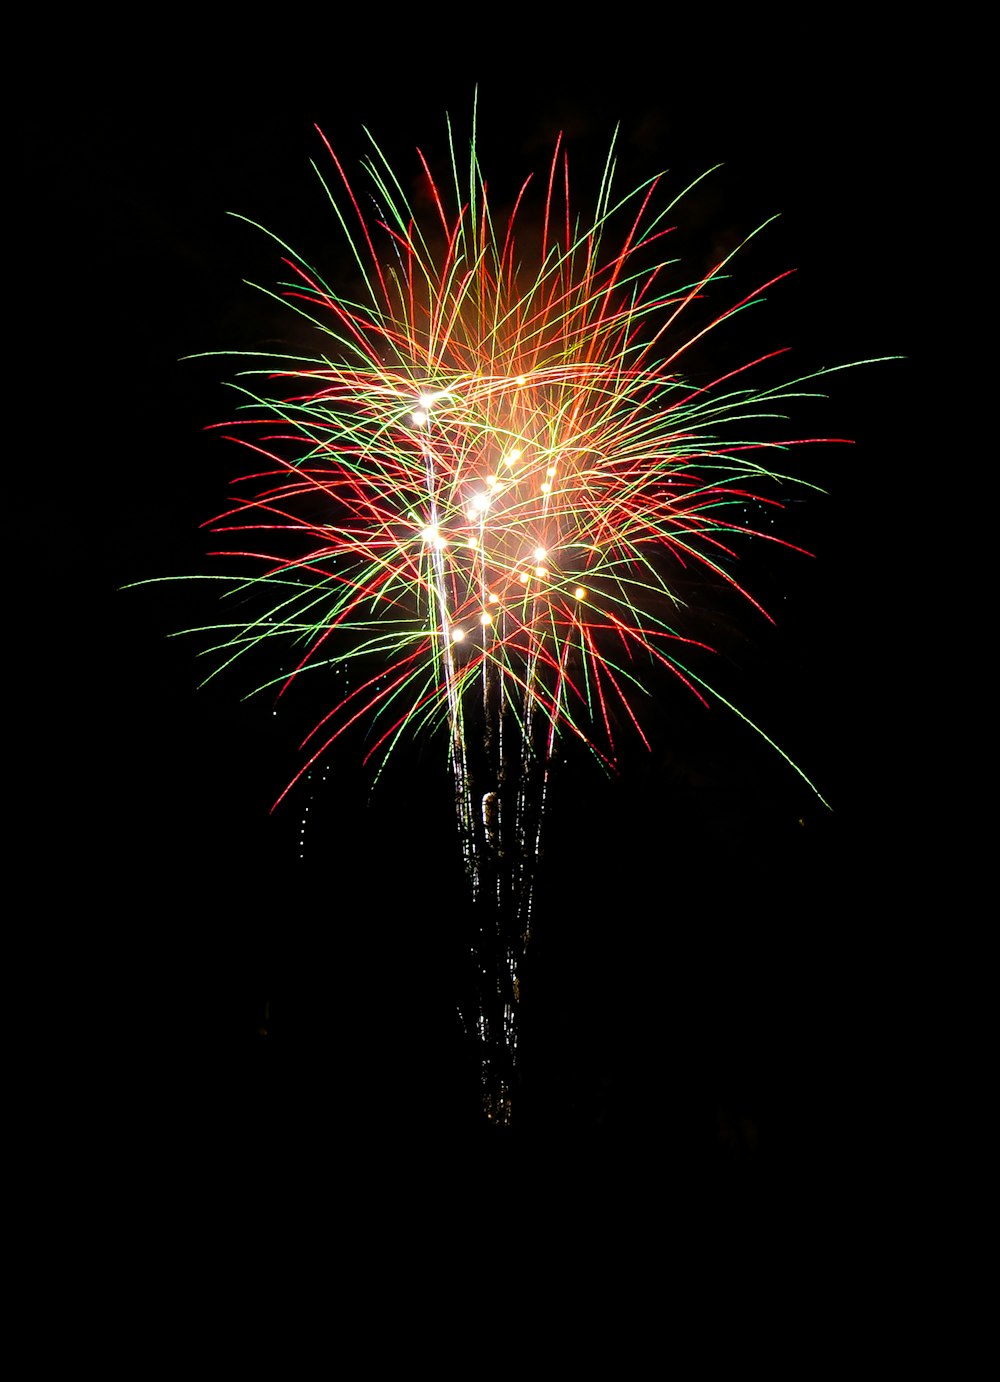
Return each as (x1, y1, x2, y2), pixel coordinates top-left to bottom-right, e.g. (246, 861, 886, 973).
(451, 627, 466, 642)
(574, 587, 586, 600)
(519, 571, 529, 583)
(486, 475, 499, 488)
(480, 612, 492, 626)
(540, 483, 551, 493)
(504, 450, 521, 466)
(515, 375, 526, 384)
(418, 392, 437, 407)
(546, 466, 556, 477)
(488, 592, 499, 604)
(421, 526, 438, 544)
(466, 538, 477, 549)
(411, 409, 428, 426)
(533, 547, 546, 561)
(535, 566, 547, 578)
(472, 493, 490, 512)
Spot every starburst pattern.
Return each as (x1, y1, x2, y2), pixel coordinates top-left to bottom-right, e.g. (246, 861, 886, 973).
(183, 114, 860, 839)
(139, 110, 894, 1123)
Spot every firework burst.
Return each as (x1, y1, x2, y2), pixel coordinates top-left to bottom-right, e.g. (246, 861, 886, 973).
(154, 109, 883, 1121)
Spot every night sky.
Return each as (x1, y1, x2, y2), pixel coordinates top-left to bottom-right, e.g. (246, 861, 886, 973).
(29, 19, 943, 1228)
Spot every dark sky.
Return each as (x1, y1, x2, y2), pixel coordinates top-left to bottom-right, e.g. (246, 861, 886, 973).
(27, 20, 943, 1191)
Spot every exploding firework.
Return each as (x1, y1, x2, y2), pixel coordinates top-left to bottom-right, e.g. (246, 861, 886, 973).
(155, 108, 882, 1120)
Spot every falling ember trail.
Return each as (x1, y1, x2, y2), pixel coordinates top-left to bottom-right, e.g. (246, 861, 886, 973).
(144, 106, 891, 1124)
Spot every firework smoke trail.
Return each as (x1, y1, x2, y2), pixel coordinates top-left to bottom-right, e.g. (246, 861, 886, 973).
(157, 107, 886, 1122)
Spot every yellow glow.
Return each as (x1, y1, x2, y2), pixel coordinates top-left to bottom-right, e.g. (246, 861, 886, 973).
(574, 587, 586, 600)
(533, 547, 546, 561)
(488, 592, 499, 603)
(472, 493, 489, 512)
(546, 466, 556, 477)
(466, 538, 477, 549)
(540, 483, 551, 493)
(480, 612, 492, 626)
(535, 565, 547, 578)
(519, 571, 529, 583)
(411, 409, 428, 426)
(515, 375, 526, 384)
(451, 627, 465, 642)
(504, 450, 521, 466)
(486, 474, 499, 488)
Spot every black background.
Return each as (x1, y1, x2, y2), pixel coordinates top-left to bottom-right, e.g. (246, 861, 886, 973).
(25, 15, 948, 1233)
